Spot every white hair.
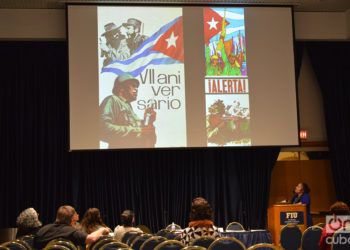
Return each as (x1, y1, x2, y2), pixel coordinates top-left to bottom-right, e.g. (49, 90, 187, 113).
(16, 208, 42, 228)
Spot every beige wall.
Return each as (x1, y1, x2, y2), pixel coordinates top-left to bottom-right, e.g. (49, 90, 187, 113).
(269, 159, 337, 214)
(0, 9, 349, 40)
(298, 49, 327, 142)
(0, 9, 65, 40)
(294, 12, 348, 40)
(347, 9, 350, 38)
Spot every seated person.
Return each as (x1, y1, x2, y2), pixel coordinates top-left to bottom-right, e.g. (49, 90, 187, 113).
(319, 201, 350, 250)
(34, 205, 109, 249)
(114, 210, 142, 242)
(81, 208, 110, 234)
(16, 207, 42, 238)
(180, 197, 220, 245)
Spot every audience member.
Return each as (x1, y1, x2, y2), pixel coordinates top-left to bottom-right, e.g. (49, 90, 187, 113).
(114, 210, 142, 242)
(34, 205, 109, 249)
(81, 208, 109, 234)
(319, 201, 350, 250)
(291, 182, 313, 226)
(16, 207, 42, 238)
(180, 197, 220, 245)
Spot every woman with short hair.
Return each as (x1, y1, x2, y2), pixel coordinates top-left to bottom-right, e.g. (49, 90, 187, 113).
(16, 207, 42, 238)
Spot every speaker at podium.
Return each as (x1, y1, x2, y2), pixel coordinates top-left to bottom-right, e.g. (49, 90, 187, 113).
(268, 203, 307, 245)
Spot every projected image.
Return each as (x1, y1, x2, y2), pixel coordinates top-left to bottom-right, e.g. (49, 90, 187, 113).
(204, 8, 250, 146)
(98, 7, 187, 149)
(204, 8, 247, 76)
(206, 95, 250, 146)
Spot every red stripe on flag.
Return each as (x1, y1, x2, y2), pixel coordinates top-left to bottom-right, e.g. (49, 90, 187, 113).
(152, 17, 184, 62)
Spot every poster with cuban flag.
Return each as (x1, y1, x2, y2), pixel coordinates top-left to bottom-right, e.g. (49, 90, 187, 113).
(204, 8, 247, 77)
(204, 8, 251, 146)
(98, 7, 186, 149)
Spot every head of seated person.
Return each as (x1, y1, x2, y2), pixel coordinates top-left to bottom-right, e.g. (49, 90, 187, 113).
(189, 197, 214, 227)
(114, 210, 142, 242)
(56, 205, 79, 226)
(330, 201, 350, 216)
(81, 208, 108, 234)
(319, 201, 350, 250)
(121, 210, 135, 227)
(180, 197, 219, 246)
(34, 205, 108, 249)
(16, 207, 42, 238)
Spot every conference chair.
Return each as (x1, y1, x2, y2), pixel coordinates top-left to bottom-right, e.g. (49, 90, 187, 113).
(208, 237, 246, 250)
(190, 236, 215, 248)
(90, 236, 115, 250)
(136, 225, 152, 234)
(44, 245, 70, 250)
(140, 236, 167, 250)
(315, 223, 325, 228)
(46, 239, 77, 250)
(301, 226, 322, 250)
(106, 249, 131, 250)
(331, 227, 350, 250)
(121, 231, 142, 245)
(109, 249, 131, 250)
(247, 243, 279, 250)
(279, 224, 302, 250)
(226, 222, 245, 231)
(154, 240, 185, 250)
(18, 235, 34, 249)
(165, 224, 182, 231)
(99, 241, 130, 250)
(2, 239, 31, 250)
(157, 229, 172, 238)
(166, 232, 180, 240)
(182, 246, 206, 250)
(130, 234, 152, 250)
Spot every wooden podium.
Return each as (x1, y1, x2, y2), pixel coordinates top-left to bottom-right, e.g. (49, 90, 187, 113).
(268, 204, 307, 245)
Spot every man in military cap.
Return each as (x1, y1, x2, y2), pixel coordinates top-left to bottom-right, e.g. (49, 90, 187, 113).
(100, 22, 131, 66)
(123, 18, 148, 54)
(99, 74, 156, 148)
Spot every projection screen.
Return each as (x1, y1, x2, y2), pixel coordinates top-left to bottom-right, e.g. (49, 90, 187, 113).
(68, 5, 299, 150)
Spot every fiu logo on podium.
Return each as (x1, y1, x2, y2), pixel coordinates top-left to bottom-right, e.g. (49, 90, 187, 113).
(280, 211, 304, 225)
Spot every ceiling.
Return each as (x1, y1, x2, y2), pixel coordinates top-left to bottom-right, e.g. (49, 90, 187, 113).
(0, 0, 350, 12)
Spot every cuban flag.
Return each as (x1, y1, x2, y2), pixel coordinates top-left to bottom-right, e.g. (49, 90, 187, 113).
(204, 8, 230, 45)
(102, 16, 184, 77)
(206, 8, 245, 45)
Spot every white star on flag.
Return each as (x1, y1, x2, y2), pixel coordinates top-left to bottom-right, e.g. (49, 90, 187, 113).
(207, 17, 219, 30)
(165, 32, 178, 49)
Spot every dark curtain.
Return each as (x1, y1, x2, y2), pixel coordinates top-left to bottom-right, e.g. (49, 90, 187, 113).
(0, 41, 279, 232)
(0, 42, 73, 227)
(306, 42, 350, 204)
(294, 41, 304, 82)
